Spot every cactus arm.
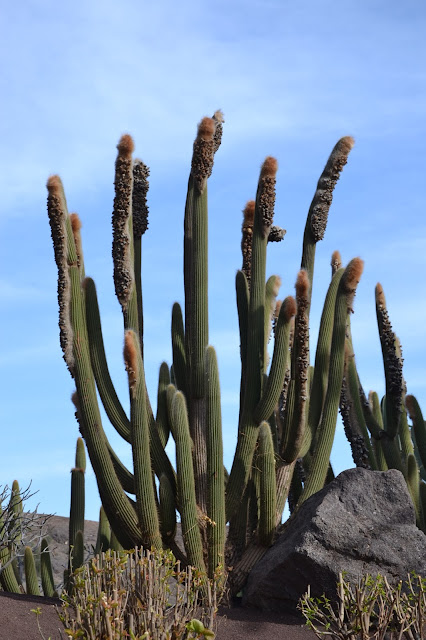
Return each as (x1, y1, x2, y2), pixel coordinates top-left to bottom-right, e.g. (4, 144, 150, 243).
(70, 530, 84, 575)
(47, 178, 142, 549)
(399, 404, 415, 463)
(184, 172, 208, 399)
(184, 114, 223, 513)
(258, 422, 277, 546)
(379, 430, 406, 475)
(109, 530, 123, 552)
(300, 137, 355, 319)
(69, 213, 85, 280)
(375, 284, 405, 439)
(0, 536, 20, 593)
(254, 296, 296, 424)
(95, 506, 111, 555)
(275, 459, 297, 525)
(205, 346, 226, 580)
(159, 473, 177, 546)
(360, 388, 383, 440)
(264, 275, 281, 372)
(146, 400, 177, 497)
(236, 269, 249, 420)
(307, 267, 345, 448)
(171, 302, 188, 398)
(7, 480, 23, 586)
(184, 112, 223, 398)
(124, 330, 162, 550)
(230, 427, 281, 593)
(367, 391, 388, 470)
(133, 234, 143, 348)
(106, 441, 135, 494)
(69, 438, 86, 552)
(268, 395, 279, 455)
(47, 175, 78, 376)
(169, 389, 206, 571)
(72, 288, 141, 548)
(113, 145, 168, 484)
(166, 383, 177, 419)
(406, 395, 426, 470)
(72, 284, 141, 546)
(281, 271, 311, 462)
(226, 157, 278, 522)
(288, 462, 303, 514)
(299, 258, 364, 505)
(156, 362, 171, 448)
(24, 546, 40, 596)
(421, 483, 426, 524)
(343, 338, 378, 469)
(241, 200, 255, 288)
(132, 158, 150, 351)
(84, 277, 131, 442)
(40, 538, 56, 597)
(112, 135, 139, 334)
(113, 141, 176, 496)
(407, 454, 425, 530)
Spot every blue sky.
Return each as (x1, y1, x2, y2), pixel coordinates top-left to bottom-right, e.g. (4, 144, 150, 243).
(1, 1, 425, 521)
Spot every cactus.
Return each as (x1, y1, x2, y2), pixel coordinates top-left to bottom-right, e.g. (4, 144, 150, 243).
(24, 546, 40, 596)
(336, 282, 426, 532)
(40, 538, 56, 597)
(68, 436, 86, 577)
(94, 505, 111, 555)
(8, 479, 24, 587)
(48, 114, 407, 596)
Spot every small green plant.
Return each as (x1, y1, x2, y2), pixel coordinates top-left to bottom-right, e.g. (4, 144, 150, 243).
(31, 606, 55, 640)
(299, 571, 426, 639)
(58, 546, 220, 639)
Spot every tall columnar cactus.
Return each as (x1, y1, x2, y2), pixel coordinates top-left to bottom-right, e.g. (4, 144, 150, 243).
(65, 436, 87, 589)
(24, 546, 40, 596)
(69, 437, 86, 561)
(47, 114, 392, 595)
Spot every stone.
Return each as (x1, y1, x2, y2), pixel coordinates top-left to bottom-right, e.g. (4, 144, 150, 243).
(243, 467, 426, 613)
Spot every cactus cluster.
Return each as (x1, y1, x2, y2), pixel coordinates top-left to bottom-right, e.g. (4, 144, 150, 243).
(0, 480, 56, 596)
(46, 113, 425, 596)
(339, 283, 426, 532)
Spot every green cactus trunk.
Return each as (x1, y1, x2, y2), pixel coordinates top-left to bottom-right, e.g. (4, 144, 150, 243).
(24, 546, 40, 596)
(299, 258, 364, 505)
(205, 346, 226, 581)
(169, 389, 206, 572)
(40, 538, 56, 597)
(69, 437, 86, 553)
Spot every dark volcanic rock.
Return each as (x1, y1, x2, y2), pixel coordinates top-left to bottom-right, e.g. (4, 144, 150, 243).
(243, 468, 426, 613)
